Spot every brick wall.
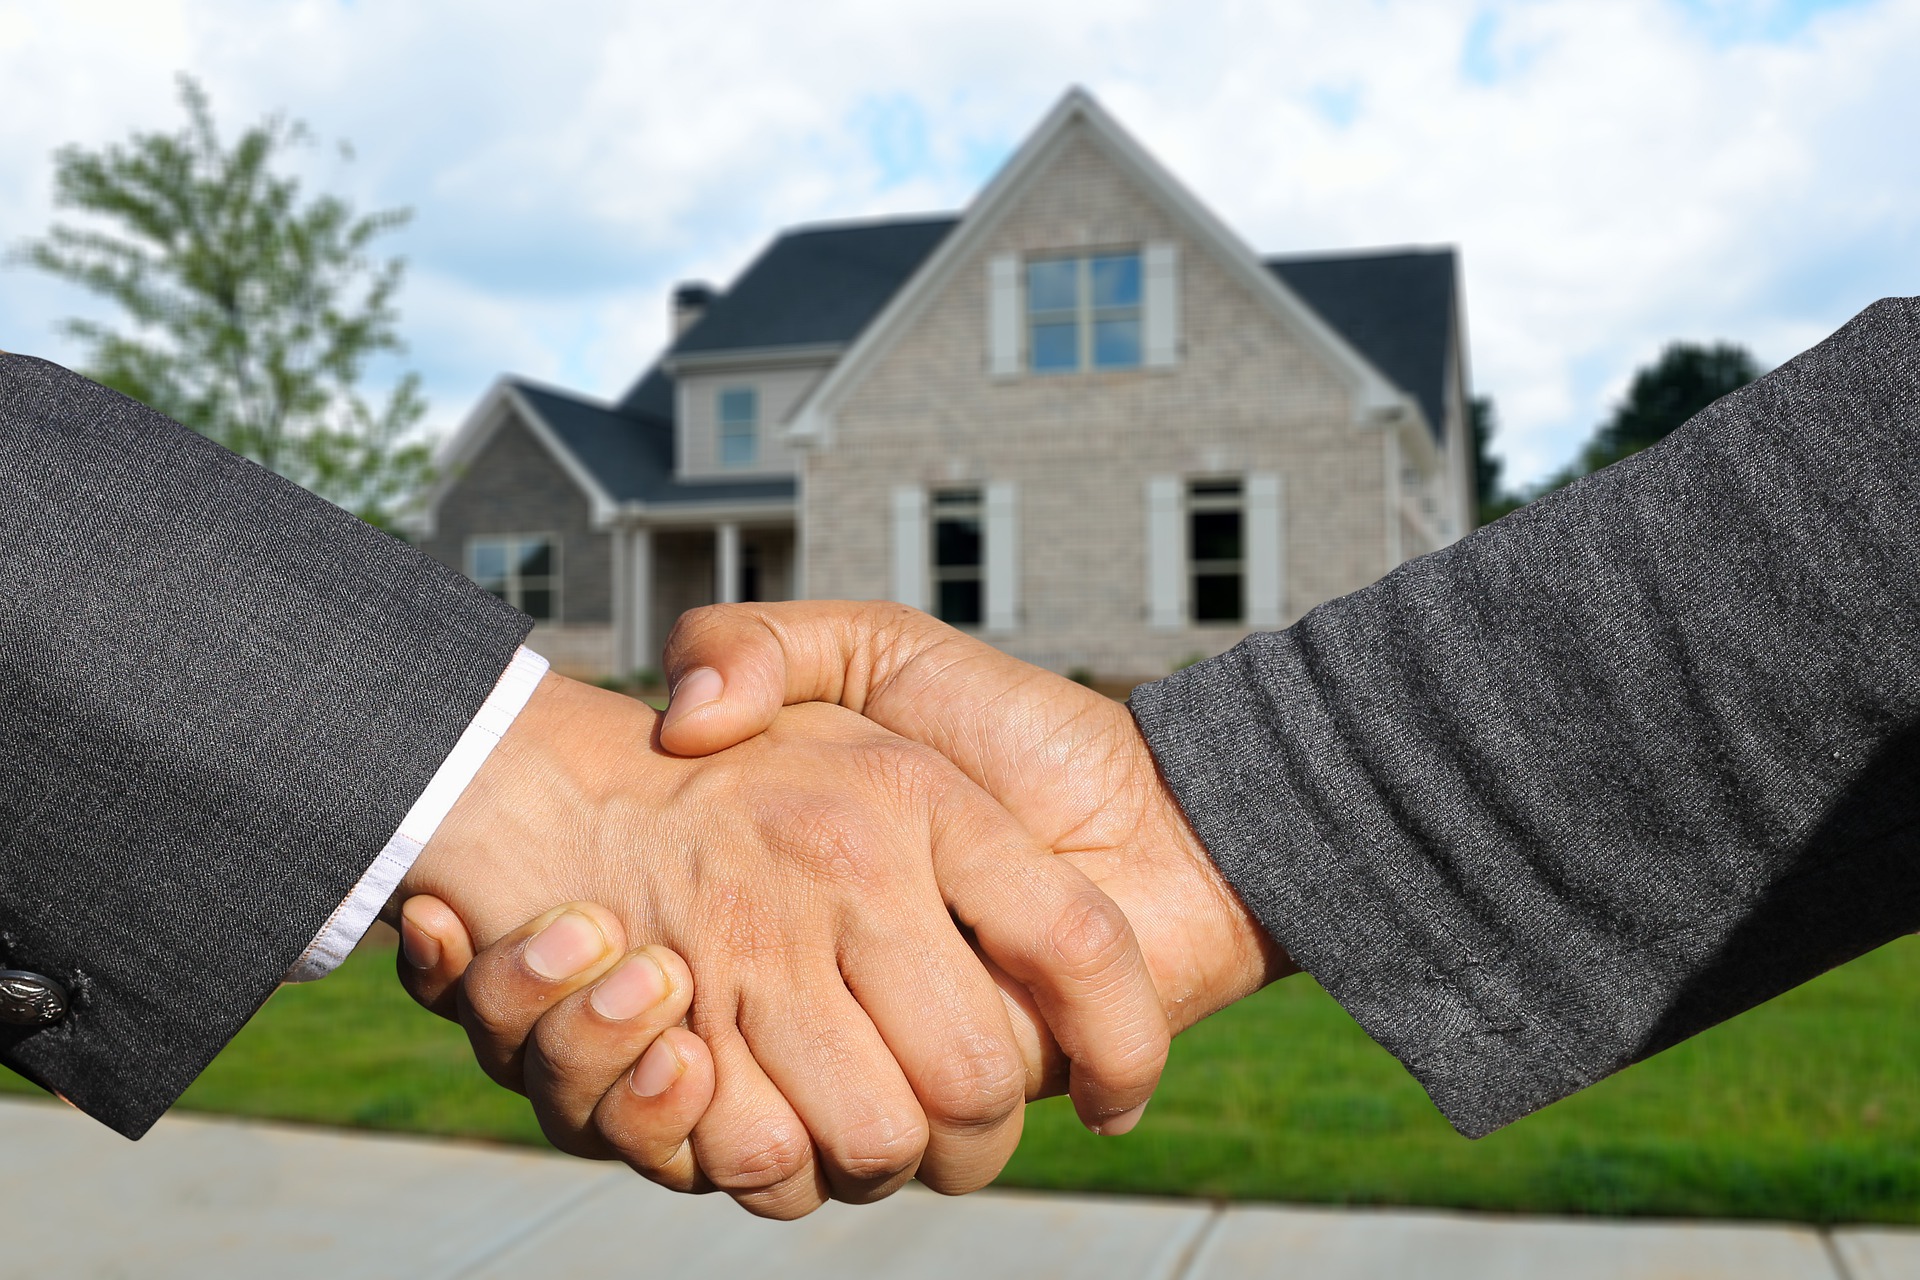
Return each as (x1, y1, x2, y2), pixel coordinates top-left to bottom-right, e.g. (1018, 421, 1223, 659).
(420, 411, 613, 627)
(804, 126, 1400, 680)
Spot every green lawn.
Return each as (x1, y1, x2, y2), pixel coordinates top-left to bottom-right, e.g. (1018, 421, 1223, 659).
(9, 937, 1919, 1223)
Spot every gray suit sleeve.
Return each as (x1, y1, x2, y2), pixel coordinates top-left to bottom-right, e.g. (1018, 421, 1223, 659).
(0, 355, 532, 1138)
(1130, 296, 1920, 1138)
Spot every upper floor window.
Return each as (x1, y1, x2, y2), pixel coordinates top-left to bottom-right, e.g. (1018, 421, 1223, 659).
(930, 487, 984, 627)
(718, 386, 758, 467)
(470, 534, 558, 621)
(1189, 479, 1243, 624)
(1027, 251, 1142, 374)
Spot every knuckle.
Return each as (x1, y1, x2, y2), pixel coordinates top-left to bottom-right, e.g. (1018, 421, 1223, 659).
(460, 979, 536, 1047)
(823, 1112, 929, 1184)
(665, 602, 751, 662)
(918, 1040, 1025, 1132)
(705, 1125, 813, 1196)
(1046, 890, 1136, 979)
(527, 1014, 597, 1082)
(772, 797, 890, 885)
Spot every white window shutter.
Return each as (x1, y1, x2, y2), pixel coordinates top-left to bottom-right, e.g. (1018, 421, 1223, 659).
(1143, 242, 1180, 368)
(1146, 475, 1183, 629)
(1246, 472, 1284, 628)
(891, 486, 928, 611)
(988, 254, 1021, 376)
(985, 481, 1019, 633)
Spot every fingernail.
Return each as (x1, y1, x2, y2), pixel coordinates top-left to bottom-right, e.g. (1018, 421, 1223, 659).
(399, 916, 439, 971)
(1094, 1101, 1148, 1136)
(663, 667, 724, 728)
(590, 952, 668, 1021)
(630, 1037, 685, 1098)
(523, 911, 608, 980)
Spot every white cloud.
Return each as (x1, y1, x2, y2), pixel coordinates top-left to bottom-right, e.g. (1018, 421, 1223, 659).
(1, 0, 1913, 482)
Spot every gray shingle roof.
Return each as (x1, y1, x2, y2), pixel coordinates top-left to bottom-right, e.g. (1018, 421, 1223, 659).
(1267, 248, 1457, 439)
(577, 223, 1458, 501)
(669, 217, 959, 356)
(513, 381, 795, 507)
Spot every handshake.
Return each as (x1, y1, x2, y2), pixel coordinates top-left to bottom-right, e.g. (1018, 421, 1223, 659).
(389, 601, 1290, 1219)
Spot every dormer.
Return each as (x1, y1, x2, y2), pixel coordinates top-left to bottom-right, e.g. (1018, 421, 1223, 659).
(660, 217, 955, 483)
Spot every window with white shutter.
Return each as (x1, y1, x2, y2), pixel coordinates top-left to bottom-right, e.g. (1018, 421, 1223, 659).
(1188, 479, 1244, 624)
(928, 487, 982, 626)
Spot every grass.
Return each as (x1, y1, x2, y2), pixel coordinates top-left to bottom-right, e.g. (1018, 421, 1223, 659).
(8, 937, 1920, 1223)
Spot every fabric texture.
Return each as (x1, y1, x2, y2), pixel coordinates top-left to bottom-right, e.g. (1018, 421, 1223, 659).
(1131, 296, 1920, 1138)
(0, 354, 532, 1138)
(285, 645, 550, 982)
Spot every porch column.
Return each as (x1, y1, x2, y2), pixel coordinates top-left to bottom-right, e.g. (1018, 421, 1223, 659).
(628, 526, 653, 673)
(716, 522, 742, 605)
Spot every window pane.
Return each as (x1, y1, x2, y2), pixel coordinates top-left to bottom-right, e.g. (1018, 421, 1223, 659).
(1093, 317, 1141, 369)
(1190, 479, 1243, 498)
(936, 578, 983, 627)
(1031, 321, 1079, 372)
(718, 387, 756, 426)
(1193, 574, 1242, 623)
(932, 487, 981, 509)
(934, 516, 982, 568)
(720, 429, 757, 467)
(516, 538, 553, 576)
(1026, 259, 1079, 313)
(470, 542, 508, 582)
(520, 587, 554, 621)
(1091, 253, 1141, 308)
(1191, 510, 1243, 562)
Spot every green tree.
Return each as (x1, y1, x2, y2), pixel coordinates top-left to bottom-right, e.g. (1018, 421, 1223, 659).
(1577, 340, 1761, 473)
(1521, 340, 1764, 505)
(13, 75, 431, 529)
(1469, 394, 1525, 526)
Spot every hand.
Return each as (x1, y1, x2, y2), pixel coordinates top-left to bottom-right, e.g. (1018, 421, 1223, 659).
(398, 894, 1076, 1197)
(394, 672, 1168, 1218)
(397, 896, 719, 1190)
(655, 601, 1294, 1044)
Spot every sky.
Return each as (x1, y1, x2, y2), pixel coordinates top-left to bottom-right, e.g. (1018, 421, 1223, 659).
(1, 0, 1915, 486)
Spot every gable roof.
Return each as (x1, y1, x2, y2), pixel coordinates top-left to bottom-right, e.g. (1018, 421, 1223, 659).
(1268, 249, 1457, 440)
(670, 217, 958, 358)
(786, 88, 1421, 444)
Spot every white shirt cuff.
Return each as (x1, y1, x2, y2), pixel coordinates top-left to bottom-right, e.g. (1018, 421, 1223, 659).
(283, 645, 551, 983)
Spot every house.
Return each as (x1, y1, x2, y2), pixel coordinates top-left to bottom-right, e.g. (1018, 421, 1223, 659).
(417, 89, 1474, 682)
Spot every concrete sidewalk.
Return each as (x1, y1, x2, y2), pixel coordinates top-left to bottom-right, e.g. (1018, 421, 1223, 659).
(1, 1096, 1914, 1279)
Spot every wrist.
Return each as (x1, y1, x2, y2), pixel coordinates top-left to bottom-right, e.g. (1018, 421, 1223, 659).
(398, 673, 645, 949)
(1130, 734, 1294, 1033)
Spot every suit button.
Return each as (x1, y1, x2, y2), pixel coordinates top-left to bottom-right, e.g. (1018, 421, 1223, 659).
(0, 970, 69, 1027)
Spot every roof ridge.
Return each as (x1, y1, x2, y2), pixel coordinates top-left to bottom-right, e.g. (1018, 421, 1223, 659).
(777, 212, 962, 238)
(1264, 244, 1456, 263)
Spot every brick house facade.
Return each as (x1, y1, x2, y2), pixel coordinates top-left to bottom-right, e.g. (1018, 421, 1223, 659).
(419, 89, 1474, 681)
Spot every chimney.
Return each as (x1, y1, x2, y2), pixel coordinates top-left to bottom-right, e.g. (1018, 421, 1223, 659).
(672, 282, 715, 337)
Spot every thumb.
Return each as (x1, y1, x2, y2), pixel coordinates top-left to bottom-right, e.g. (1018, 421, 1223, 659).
(655, 606, 796, 756)
(656, 601, 936, 757)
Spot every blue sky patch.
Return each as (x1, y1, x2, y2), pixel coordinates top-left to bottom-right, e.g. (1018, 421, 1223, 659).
(1673, 0, 1881, 45)
(849, 94, 933, 189)
(1309, 82, 1363, 128)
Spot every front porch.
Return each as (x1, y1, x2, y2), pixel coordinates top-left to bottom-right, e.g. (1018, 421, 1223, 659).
(605, 517, 797, 680)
